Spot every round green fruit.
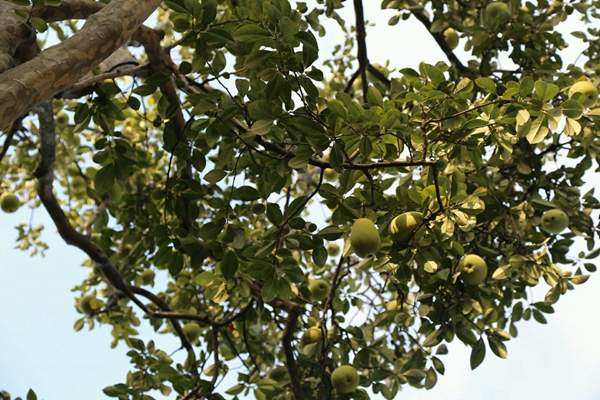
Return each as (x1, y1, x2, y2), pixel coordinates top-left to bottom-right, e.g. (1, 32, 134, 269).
(327, 243, 340, 256)
(389, 211, 423, 242)
(183, 322, 202, 342)
(140, 269, 155, 286)
(0, 192, 20, 213)
(304, 326, 323, 344)
(350, 218, 380, 258)
(71, 176, 86, 192)
(541, 209, 569, 234)
(269, 366, 289, 382)
(443, 28, 459, 50)
(484, 2, 510, 28)
(459, 254, 488, 285)
(79, 294, 99, 315)
(324, 168, 338, 181)
(308, 279, 330, 302)
(331, 365, 359, 394)
(569, 80, 598, 108)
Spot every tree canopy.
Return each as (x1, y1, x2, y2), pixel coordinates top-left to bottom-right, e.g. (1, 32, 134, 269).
(1, 0, 600, 399)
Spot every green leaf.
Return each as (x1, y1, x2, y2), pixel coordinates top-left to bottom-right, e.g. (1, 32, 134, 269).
(470, 338, 486, 370)
(562, 99, 584, 119)
(204, 168, 226, 183)
(234, 24, 271, 43)
(475, 77, 496, 94)
(312, 247, 328, 267)
(26, 389, 37, 400)
(30, 17, 48, 32)
(220, 250, 239, 279)
(534, 80, 559, 102)
(233, 186, 260, 201)
(487, 336, 508, 359)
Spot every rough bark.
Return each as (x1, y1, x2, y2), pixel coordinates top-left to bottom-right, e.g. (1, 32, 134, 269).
(0, 1, 32, 73)
(0, 0, 162, 132)
(31, 0, 103, 21)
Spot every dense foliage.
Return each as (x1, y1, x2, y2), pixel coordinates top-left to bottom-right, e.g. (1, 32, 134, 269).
(1, 0, 600, 399)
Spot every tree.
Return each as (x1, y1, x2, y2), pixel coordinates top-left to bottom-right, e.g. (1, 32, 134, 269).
(1, 0, 599, 398)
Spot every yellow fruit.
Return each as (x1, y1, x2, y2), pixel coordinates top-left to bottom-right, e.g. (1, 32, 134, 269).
(443, 28, 459, 50)
(484, 2, 510, 28)
(304, 326, 323, 344)
(327, 326, 340, 341)
(541, 209, 569, 234)
(331, 365, 359, 394)
(71, 176, 86, 193)
(569, 81, 598, 108)
(459, 254, 488, 285)
(308, 279, 330, 301)
(385, 300, 399, 312)
(183, 322, 202, 342)
(0, 192, 20, 213)
(389, 211, 423, 242)
(350, 218, 380, 258)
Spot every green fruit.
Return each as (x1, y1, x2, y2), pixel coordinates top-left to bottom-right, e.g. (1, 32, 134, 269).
(79, 294, 99, 315)
(183, 322, 202, 342)
(459, 254, 488, 285)
(140, 269, 155, 286)
(350, 218, 380, 258)
(56, 112, 69, 126)
(331, 365, 359, 394)
(569, 81, 598, 108)
(269, 366, 289, 382)
(443, 28, 459, 50)
(327, 243, 340, 256)
(308, 279, 330, 301)
(71, 176, 86, 192)
(541, 209, 569, 234)
(324, 168, 337, 181)
(327, 326, 340, 341)
(484, 2, 510, 28)
(0, 192, 20, 213)
(389, 211, 423, 242)
(304, 326, 323, 344)
(385, 300, 399, 312)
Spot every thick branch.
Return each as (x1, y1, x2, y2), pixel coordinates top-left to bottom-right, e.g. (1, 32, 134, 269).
(0, 0, 162, 131)
(0, 1, 32, 73)
(31, 0, 103, 21)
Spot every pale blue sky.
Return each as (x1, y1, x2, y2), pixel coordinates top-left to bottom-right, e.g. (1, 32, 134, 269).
(2, 2, 600, 399)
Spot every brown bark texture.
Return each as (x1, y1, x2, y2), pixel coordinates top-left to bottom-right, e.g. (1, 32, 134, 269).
(0, 0, 161, 132)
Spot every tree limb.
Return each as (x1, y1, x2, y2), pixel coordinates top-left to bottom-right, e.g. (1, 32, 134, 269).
(0, 0, 162, 132)
(282, 306, 304, 400)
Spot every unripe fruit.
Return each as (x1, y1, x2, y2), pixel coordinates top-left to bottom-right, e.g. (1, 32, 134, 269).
(79, 294, 99, 315)
(569, 81, 598, 108)
(443, 28, 459, 50)
(308, 279, 330, 301)
(331, 365, 359, 394)
(183, 322, 202, 342)
(304, 326, 323, 344)
(389, 211, 423, 242)
(269, 366, 289, 381)
(541, 209, 569, 234)
(484, 2, 510, 28)
(350, 218, 380, 258)
(459, 254, 488, 285)
(71, 176, 86, 193)
(327, 243, 340, 256)
(324, 168, 337, 181)
(0, 192, 20, 213)
(140, 269, 155, 286)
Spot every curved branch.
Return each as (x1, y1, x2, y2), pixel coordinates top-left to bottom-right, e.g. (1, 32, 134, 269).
(0, 0, 161, 131)
(283, 306, 304, 400)
(410, 11, 477, 78)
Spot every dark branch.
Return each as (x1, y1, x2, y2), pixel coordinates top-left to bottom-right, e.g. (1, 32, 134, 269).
(283, 306, 304, 400)
(410, 11, 477, 78)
